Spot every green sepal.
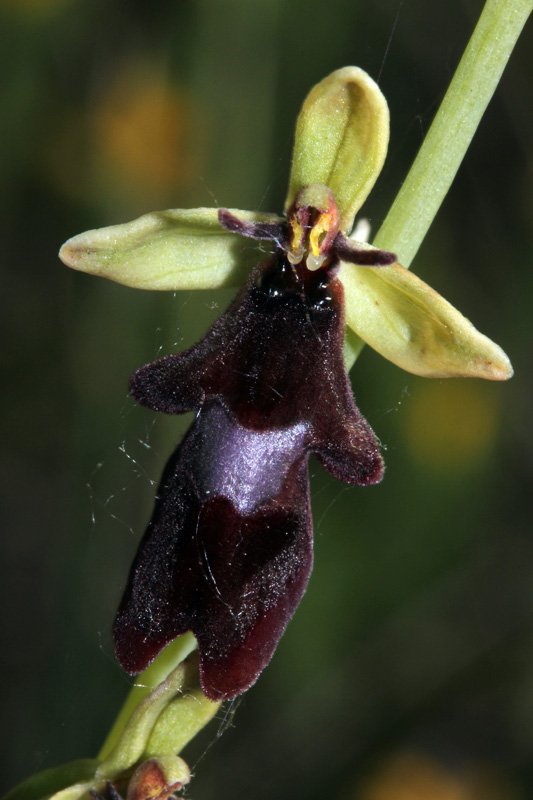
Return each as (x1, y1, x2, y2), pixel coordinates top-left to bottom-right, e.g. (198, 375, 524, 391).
(285, 67, 389, 232)
(59, 208, 282, 291)
(340, 252, 513, 380)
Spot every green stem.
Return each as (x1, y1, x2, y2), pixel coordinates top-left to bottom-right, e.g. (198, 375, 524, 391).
(346, 0, 531, 368)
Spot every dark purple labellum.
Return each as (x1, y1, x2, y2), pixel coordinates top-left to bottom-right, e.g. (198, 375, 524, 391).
(113, 252, 384, 700)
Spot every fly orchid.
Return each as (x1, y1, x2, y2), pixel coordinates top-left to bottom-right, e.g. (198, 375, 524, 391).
(60, 67, 512, 701)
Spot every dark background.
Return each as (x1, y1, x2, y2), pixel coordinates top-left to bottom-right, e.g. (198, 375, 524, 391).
(1, 1, 531, 798)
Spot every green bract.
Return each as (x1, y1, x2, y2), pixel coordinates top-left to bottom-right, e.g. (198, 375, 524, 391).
(59, 65, 512, 382)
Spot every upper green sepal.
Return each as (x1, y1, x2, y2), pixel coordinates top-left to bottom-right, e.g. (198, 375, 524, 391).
(340, 247, 513, 380)
(59, 208, 283, 291)
(285, 66, 389, 232)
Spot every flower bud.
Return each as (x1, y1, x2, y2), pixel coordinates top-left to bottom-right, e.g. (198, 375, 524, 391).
(126, 756, 190, 800)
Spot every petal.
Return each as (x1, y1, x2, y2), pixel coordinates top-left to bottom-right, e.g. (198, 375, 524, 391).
(340, 253, 513, 380)
(285, 67, 389, 232)
(59, 208, 283, 291)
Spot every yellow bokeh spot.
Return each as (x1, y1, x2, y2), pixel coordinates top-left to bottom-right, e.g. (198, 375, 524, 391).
(358, 753, 463, 800)
(356, 752, 521, 800)
(93, 65, 197, 196)
(45, 60, 204, 211)
(402, 380, 501, 472)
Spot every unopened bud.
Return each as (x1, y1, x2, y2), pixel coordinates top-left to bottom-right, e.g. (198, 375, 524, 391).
(127, 756, 190, 800)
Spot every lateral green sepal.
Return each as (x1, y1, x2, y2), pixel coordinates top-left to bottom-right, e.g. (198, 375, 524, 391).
(59, 208, 283, 291)
(340, 252, 513, 380)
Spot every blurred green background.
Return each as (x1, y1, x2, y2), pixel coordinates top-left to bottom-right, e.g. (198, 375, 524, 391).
(1, 0, 531, 797)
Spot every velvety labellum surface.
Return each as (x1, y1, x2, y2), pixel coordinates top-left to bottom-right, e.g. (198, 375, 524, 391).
(114, 254, 384, 700)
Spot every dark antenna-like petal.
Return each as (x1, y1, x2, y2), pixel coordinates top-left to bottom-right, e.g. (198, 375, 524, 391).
(218, 209, 286, 243)
(334, 232, 396, 266)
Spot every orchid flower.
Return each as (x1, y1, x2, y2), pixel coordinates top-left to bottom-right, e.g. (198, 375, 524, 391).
(59, 67, 512, 704)
(60, 67, 512, 381)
